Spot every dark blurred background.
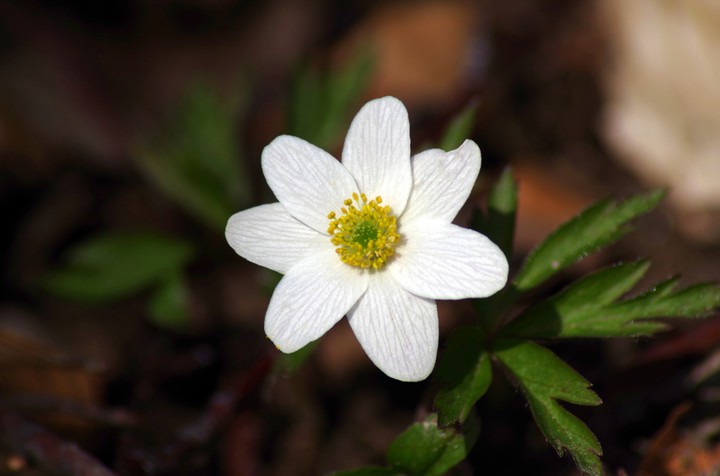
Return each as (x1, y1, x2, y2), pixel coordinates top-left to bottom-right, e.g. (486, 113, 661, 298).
(1, 0, 720, 475)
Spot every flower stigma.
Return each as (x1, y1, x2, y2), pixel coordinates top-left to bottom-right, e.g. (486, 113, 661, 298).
(327, 193, 400, 269)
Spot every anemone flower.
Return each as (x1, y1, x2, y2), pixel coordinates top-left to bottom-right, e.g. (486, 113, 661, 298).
(226, 97, 508, 381)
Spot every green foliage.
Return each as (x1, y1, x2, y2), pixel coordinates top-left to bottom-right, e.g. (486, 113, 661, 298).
(337, 178, 720, 476)
(289, 51, 373, 150)
(148, 272, 190, 330)
(472, 167, 518, 328)
(504, 261, 720, 338)
(386, 414, 479, 476)
(438, 103, 477, 152)
(513, 190, 665, 291)
(332, 414, 477, 476)
(43, 232, 193, 303)
(433, 327, 491, 426)
(611, 279, 720, 322)
(136, 84, 249, 231)
(473, 167, 517, 260)
(493, 340, 603, 476)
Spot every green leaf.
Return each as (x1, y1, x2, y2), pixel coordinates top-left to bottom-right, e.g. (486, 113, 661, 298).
(438, 102, 477, 151)
(474, 167, 517, 260)
(289, 50, 374, 150)
(318, 51, 374, 149)
(148, 272, 190, 330)
(611, 281, 720, 321)
(493, 340, 602, 476)
(332, 468, 400, 476)
(514, 190, 665, 291)
(503, 261, 720, 338)
(135, 84, 249, 230)
(434, 327, 492, 426)
(289, 67, 324, 144)
(43, 232, 193, 302)
(386, 414, 478, 476)
(504, 261, 651, 338)
(470, 168, 518, 329)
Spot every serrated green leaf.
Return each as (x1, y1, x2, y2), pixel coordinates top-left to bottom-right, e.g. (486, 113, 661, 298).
(148, 272, 190, 330)
(493, 340, 601, 405)
(523, 391, 603, 475)
(502, 262, 720, 339)
(136, 84, 249, 230)
(493, 340, 602, 476)
(638, 276, 680, 299)
(386, 414, 478, 476)
(424, 416, 478, 476)
(612, 281, 720, 320)
(504, 261, 651, 338)
(514, 190, 665, 291)
(332, 468, 400, 476)
(43, 232, 193, 303)
(289, 50, 373, 150)
(439, 102, 477, 151)
(434, 327, 491, 426)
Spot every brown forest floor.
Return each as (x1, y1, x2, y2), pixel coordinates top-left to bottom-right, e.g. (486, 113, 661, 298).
(1, 1, 720, 475)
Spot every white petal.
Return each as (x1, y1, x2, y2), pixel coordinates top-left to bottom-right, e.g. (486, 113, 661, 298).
(348, 271, 438, 382)
(226, 202, 330, 274)
(342, 97, 412, 214)
(401, 140, 482, 225)
(389, 219, 508, 300)
(262, 135, 359, 233)
(265, 247, 369, 353)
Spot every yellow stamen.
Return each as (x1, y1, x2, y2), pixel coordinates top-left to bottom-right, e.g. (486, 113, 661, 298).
(327, 194, 400, 269)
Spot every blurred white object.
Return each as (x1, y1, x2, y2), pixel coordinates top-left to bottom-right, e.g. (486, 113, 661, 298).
(604, 0, 720, 239)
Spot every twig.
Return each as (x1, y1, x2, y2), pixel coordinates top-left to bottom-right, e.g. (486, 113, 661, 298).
(0, 395, 137, 428)
(176, 354, 274, 445)
(116, 354, 274, 473)
(0, 411, 118, 476)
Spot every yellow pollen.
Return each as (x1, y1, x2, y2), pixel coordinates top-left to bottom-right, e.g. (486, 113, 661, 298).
(327, 194, 400, 269)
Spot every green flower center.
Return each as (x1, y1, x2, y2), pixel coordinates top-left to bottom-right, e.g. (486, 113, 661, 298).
(327, 193, 400, 269)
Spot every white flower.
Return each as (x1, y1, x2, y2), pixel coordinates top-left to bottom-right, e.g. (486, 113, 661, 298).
(226, 97, 508, 381)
